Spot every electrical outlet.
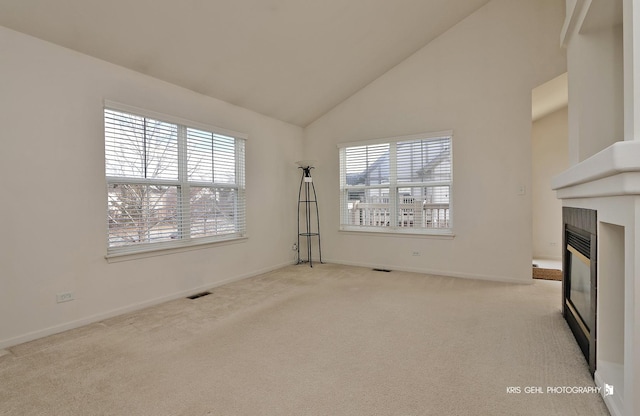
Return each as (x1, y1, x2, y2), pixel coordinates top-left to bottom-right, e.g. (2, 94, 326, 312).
(292, 243, 297, 251)
(56, 292, 74, 303)
(412, 251, 420, 256)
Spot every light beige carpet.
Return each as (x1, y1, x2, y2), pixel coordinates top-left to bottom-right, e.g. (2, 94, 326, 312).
(0, 264, 609, 415)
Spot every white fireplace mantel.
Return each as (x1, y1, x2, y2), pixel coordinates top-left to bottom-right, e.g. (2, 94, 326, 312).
(552, 140, 640, 198)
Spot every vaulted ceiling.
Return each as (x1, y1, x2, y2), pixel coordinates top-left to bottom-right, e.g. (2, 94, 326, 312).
(0, 0, 491, 126)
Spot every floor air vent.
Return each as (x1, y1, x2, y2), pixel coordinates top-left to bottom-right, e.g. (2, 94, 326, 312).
(373, 268, 391, 272)
(187, 291, 211, 300)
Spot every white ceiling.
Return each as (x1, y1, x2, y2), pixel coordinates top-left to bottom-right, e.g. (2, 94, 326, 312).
(0, 0, 491, 127)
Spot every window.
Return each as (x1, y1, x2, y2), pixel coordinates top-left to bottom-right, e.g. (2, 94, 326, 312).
(339, 131, 452, 235)
(104, 103, 246, 256)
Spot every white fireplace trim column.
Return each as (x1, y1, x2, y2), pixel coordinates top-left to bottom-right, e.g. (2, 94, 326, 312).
(553, 142, 638, 416)
(556, 1, 640, 412)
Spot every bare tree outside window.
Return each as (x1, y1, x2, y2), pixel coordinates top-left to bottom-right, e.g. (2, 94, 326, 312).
(105, 111, 179, 246)
(107, 183, 179, 246)
(105, 107, 245, 253)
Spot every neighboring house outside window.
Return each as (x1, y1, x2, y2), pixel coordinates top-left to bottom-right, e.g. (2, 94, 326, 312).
(104, 102, 246, 256)
(338, 131, 452, 235)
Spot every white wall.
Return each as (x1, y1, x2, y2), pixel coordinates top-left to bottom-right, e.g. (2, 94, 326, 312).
(304, 0, 566, 282)
(567, 23, 624, 163)
(532, 107, 569, 260)
(0, 26, 303, 348)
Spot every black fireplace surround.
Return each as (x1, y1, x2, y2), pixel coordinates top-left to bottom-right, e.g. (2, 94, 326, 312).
(562, 207, 597, 375)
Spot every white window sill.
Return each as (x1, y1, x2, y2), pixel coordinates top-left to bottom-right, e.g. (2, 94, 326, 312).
(105, 236, 248, 263)
(338, 228, 455, 239)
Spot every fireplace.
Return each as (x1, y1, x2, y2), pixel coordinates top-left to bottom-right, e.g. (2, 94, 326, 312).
(553, 143, 633, 416)
(562, 207, 597, 375)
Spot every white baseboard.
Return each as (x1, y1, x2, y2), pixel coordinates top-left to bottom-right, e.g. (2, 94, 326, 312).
(594, 369, 623, 416)
(0, 261, 293, 350)
(532, 256, 562, 262)
(325, 258, 533, 285)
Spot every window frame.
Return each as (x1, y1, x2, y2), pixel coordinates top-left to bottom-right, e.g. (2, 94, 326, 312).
(104, 100, 247, 257)
(338, 131, 453, 236)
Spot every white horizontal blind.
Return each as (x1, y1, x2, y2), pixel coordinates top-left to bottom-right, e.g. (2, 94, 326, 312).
(339, 132, 452, 234)
(105, 107, 246, 255)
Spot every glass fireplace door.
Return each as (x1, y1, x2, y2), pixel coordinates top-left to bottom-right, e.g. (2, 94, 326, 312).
(562, 207, 597, 375)
(567, 244, 592, 333)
